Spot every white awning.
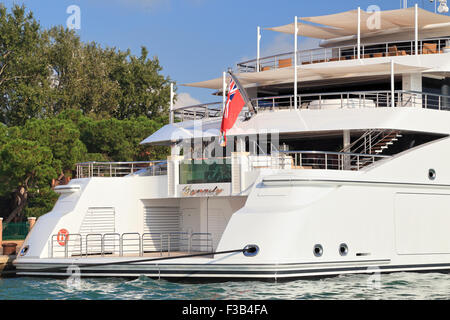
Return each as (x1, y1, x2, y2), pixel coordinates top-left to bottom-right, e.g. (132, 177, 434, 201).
(140, 118, 221, 145)
(266, 22, 350, 40)
(267, 7, 450, 40)
(182, 78, 227, 90)
(182, 61, 428, 90)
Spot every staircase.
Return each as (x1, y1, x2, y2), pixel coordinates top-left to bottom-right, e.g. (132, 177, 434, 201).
(342, 129, 402, 155)
(369, 131, 402, 155)
(341, 129, 402, 169)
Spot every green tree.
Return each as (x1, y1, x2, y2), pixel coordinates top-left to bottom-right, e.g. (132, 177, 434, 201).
(0, 5, 50, 126)
(111, 46, 172, 120)
(77, 115, 168, 162)
(47, 29, 172, 120)
(47, 27, 122, 117)
(0, 138, 58, 223)
(19, 118, 87, 174)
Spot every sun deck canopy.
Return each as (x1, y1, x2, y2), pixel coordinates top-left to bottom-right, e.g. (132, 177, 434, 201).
(183, 61, 428, 90)
(267, 7, 450, 40)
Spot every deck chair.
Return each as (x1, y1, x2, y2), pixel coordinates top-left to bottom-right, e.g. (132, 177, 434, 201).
(423, 43, 438, 54)
(278, 58, 292, 68)
(388, 46, 399, 56)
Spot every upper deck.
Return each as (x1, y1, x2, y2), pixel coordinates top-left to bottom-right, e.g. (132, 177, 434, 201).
(237, 36, 450, 73)
(173, 90, 450, 122)
(111, 7, 450, 193)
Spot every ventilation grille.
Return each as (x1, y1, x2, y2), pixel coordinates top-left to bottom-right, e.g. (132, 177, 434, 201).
(79, 207, 115, 235)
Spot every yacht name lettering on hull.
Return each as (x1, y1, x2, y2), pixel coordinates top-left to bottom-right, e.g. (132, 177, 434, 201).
(182, 186, 224, 197)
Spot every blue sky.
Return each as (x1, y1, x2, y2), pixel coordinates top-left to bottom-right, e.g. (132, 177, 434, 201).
(2, 0, 445, 105)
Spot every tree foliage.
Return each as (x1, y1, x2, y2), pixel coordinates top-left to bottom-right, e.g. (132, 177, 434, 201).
(0, 114, 168, 221)
(0, 5, 50, 125)
(0, 138, 58, 223)
(0, 5, 172, 221)
(0, 4, 173, 126)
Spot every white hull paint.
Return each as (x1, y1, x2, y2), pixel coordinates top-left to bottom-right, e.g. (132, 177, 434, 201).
(14, 134, 450, 280)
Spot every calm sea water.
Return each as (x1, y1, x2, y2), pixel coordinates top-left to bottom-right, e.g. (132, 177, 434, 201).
(0, 272, 449, 300)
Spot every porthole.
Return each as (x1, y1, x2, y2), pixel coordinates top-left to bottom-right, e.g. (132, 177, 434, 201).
(428, 169, 436, 181)
(339, 243, 349, 256)
(243, 244, 259, 257)
(313, 244, 323, 257)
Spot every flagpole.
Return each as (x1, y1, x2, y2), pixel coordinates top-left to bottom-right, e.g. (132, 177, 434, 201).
(294, 16, 298, 110)
(357, 7, 361, 60)
(227, 69, 256, 115)
(222, 71, 227, 113)
(169, 83, 174, 124)
(415, 3, 418, 55)
(391, 60, 395, 108)
(257, 26, 261, 72)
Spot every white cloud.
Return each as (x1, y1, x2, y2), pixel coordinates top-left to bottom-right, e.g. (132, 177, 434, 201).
(173, 92, 201, 109)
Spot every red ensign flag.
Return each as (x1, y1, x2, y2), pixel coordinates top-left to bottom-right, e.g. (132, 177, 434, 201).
(220, 78, 246, 146)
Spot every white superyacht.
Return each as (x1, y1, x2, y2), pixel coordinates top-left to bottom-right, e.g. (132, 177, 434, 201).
(14, 4, 450, 280)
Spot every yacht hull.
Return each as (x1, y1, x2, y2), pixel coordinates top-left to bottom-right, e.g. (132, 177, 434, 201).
(14, 258, 450, 280)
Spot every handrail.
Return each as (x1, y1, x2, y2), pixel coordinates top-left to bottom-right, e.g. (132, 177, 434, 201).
(85, 234, 102, 256)
(174, 101, 223, 111)
(251, 90, 450, 111)
(248, 150, 390, 171)
(76, 160, 167, 178)
(142, 232, 164, 256)
(172, 90, 450, 122)
(190, 233, 213, 254)
(50, 233, 82, 258)
(278, 150, 390, 158)
(120, 233, 141, 257)
(175, 90, 450, 119)
(102, 233, 120, 256)
(51, 231, 214, 258)
(237, 36, 450, 72)
(174, 101, 223, 121)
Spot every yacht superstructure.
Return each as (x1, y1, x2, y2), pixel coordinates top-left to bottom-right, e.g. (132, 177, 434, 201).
(14, 6, 450, 280)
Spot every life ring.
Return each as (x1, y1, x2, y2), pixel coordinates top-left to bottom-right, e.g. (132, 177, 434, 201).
(57, 229, 69, 246)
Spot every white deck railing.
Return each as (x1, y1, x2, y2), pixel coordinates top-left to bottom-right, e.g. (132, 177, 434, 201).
(252, 90, 450, 111)
(173, 90, 450, 120)
(174, 101, 223, 121)
(249, 151, 390, 171)
(75, 161, 167, 178)
(237, 37, 450, 73)
(50, 231, 213, 258)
